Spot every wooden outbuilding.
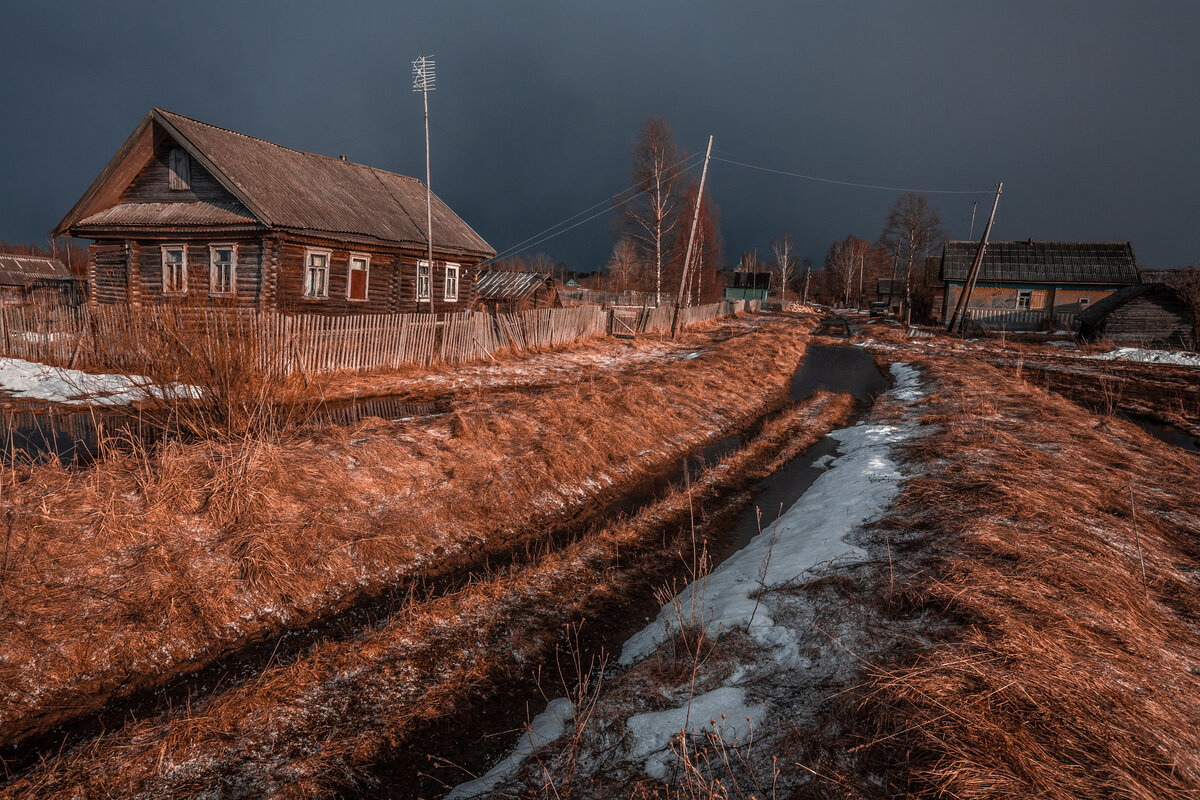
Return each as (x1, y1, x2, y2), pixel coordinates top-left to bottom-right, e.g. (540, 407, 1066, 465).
(54, 108, 495, 314)
(0, 254, 83, 307)
(472, 271, 560, 314)
(1078, 283, 1195, 349)
(940, 240, 1139, 330)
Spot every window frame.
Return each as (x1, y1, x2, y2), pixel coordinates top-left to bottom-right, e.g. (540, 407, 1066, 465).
(1078, 297, 1089, 307)
(303, 247, 332, 299)
(346, 252, 371, 302)
(161, 244, 188, 295)
(1015, 289, 1032, 311)
(208, 243, 238, 297)
(416, 260, 431, 301)
(443, 262, 460, 302)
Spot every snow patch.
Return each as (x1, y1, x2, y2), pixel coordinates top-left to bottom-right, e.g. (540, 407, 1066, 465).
(619, 362, 923, 667)
(1085, 347, 1200, 367)
(0, 357, 198, 405)
(626, 687, 768, 780)
(446, 697, 575, 799)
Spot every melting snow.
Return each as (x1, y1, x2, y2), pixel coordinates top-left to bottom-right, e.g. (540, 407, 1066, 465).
(0, 357, 197, 405)
(1085, 347, 1200, 367)
(626, 687, 768, 780)
(446, 697, 575, 799)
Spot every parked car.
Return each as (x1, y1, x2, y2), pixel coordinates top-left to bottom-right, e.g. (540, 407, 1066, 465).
(869, 301, 888, 317)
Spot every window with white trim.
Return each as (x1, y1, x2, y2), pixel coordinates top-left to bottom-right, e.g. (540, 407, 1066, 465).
(1016, 290, 1032, 311)
(1078, 297, 1089, 307)
(209, 244, 237, 296)
(347, 253, 370, 301)
(417, 260, 431, 301)
(444, 262, 460, 301)
(304, 248, 331, 298)
(161, 245, 187, 294)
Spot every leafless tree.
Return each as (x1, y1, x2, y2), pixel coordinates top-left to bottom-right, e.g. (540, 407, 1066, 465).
(606, 237, 641, 292)
(880, 192, 945, 325)
(622, 117, 692, 305)
(771, 234, 797, 300)
(825, 235, 873, 307)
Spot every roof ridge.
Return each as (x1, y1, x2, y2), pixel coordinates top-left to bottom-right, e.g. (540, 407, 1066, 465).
(154, 107, 424, 183)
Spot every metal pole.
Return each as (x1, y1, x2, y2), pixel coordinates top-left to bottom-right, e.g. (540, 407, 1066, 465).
(671, 135, 713, 338)
(423, 78, 434, 315)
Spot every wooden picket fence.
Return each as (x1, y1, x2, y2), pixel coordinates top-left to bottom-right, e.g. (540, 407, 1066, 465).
(0, 298, 756, 376)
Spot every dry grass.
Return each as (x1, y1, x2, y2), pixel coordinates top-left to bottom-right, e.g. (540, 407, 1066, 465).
(0, 389, 855, 799)
(789, 348, 1200, 800)
(0, 314, 815, 750)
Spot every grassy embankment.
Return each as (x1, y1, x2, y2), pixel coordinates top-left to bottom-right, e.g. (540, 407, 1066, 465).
(0, 313, 813, 749)
(789, 344, 1200, 799)
(0, 388, 856, 798)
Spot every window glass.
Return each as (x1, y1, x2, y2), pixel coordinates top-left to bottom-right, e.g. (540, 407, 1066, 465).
(444, 263, 459, 301)
(162, 246, 187, 293)
(210, 246, 235, 295)
(305, 251, 330, 298)
(417, 261, 431, 300)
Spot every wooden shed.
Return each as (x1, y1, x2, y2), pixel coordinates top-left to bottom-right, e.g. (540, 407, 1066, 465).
(1078, 283, 1195, 349)
(473, 271, 560, 313)
(0, 254, 83, 307)
(54, 108, 495, 314)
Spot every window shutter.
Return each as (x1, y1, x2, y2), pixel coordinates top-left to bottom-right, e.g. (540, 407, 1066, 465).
(168, 148, 191, 191)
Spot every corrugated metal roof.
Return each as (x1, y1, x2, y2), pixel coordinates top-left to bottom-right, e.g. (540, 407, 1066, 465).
(475, 271, 550, 300)
(0, 254, 73, 285)
(155, 109, 494, 256)
(941, 241, 1139, 284)
(77, 201, 259, 228)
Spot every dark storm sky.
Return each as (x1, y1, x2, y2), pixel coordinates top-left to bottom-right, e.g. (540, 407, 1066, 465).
(5, 1, 1198, 269)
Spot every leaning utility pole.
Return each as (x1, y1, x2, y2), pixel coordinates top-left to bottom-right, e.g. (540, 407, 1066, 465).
(947, 182, 1003, 334)
(414, 55, 436, 314)
(671, 134, 713, 338)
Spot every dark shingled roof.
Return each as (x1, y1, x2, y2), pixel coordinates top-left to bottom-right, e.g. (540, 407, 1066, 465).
(60, 108, 495, 258)
(940, 241, 1139, 285)
(0, 254, 73, 286)
(474, 271, 552, 301)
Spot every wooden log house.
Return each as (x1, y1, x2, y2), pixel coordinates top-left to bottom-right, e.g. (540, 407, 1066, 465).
(54, 108, 495, 314)
(940, 240, 1140, 330)
(1078, 283, 1196, 349)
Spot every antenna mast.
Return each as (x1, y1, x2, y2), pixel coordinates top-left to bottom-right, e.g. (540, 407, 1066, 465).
(413, 55, 437, 313)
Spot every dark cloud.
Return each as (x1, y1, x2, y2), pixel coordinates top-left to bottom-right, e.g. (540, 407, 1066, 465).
(4, 1, 1198, 268)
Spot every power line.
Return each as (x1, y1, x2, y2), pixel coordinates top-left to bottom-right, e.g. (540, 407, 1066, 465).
(712, 153, 993, 195)
(485, 151, 705, 264)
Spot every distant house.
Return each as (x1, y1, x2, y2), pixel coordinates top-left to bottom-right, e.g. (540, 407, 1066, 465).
(876, 277, 905, 315)
(1078, 283, 1195, 349)
(0, 254, 83, 307)
(54, 108, 495, 314)
(725, 271, 770, 303)
(940, 241, 1140, 330)
(473, 271, 560, 314)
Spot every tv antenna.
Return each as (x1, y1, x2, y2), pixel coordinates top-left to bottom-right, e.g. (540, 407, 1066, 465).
(413, 55, 436, 313)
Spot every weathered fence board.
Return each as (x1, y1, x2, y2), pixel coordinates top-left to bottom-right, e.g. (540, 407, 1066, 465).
(0, 299, 749, 376)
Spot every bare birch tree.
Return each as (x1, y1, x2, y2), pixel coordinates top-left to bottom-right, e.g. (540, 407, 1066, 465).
(880, 192, 945, 325)
(622, 117, 691, 305)
(606, 237, 641, 292)
(825, 235, 873, 307)
(771, 234, 797, 300)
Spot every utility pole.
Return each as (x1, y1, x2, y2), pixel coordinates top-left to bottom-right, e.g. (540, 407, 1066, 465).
(857, 247, 865, 308)
(671, 134, 713, 338)
(969, 200, 979, 240)
(413, 55, 436, 314)
(947, 182, 1003, 334)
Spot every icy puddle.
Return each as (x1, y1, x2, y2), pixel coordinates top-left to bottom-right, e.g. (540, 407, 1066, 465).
(447, 361, 922, 797)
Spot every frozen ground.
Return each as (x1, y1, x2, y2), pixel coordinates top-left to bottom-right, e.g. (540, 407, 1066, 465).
(453, 362, 926, 796)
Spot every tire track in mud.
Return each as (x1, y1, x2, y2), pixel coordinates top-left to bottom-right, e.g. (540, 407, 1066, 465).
(0, 382, 795, 781)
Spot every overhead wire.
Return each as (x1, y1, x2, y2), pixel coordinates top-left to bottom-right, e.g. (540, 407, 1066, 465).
(711, 152, 994, 195)
(484, 150, 705, 264)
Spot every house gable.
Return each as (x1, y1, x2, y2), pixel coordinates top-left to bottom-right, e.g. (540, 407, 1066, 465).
(118, 123, 243, 207)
